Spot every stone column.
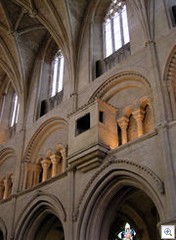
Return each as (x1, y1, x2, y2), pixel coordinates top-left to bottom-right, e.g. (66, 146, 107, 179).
(168, 80, 176, 120)
(33, 164, 42, 185)
(27, 163, 34, 188)
(3, 177, 11, 200)
(133, 109, 145, 137)
(0, 92, 6, 124)
(50, 154, 60, 177)
(60, 148, 66, 172)
(22, 162, 29, 190)
(41, 159, 51, 182)
(117, 117, 129, 144)
(0, 180, 4, 200)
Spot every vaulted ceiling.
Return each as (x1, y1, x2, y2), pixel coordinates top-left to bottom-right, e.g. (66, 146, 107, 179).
(0, 0, 96, 98)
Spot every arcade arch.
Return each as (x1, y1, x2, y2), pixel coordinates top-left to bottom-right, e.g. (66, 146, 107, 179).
(76, 160, 164, 240)
(14, 194, 66, 240)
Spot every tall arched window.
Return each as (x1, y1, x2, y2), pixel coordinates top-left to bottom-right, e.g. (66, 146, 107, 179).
(50, 50, 64, 97)
(104, 0, 130, 57)
(10, 92, 19, 127)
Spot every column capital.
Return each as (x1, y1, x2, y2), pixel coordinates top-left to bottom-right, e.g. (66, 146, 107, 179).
(117, 117, 129, 129)
(50, 154, 61, 164)
(60, 148, 66, 160)
(133, 109, 145, 121)
(41, 159, 51, 168)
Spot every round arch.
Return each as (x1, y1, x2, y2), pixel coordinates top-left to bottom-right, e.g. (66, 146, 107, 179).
(0, 148, 16, 165)
(89, 71, 152, 103)
(14, 193, 66, 240)
(76, 159, 165, 240)
(23, 117, 68, 163)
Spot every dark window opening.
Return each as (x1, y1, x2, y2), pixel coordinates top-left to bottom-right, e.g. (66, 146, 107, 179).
(39, 169, 43, 183)
(99, 111, 104, 123)
(117, 125, 122, 146)
(76, 113, 90, 135)
(96, 60, 104, 78)
(40, 100, 48, 117)
(172, 6, 176, 25)
(0, 231, 3, 240)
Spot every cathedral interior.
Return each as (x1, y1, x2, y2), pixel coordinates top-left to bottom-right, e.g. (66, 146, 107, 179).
(0, 0, 176, 239)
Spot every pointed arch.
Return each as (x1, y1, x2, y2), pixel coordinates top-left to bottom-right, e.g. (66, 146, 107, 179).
(164, 45, 176, 121)
(76, 158, 165, 239)
(14, 192, 66, 240)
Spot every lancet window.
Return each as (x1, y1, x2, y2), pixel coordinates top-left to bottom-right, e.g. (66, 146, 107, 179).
(50, 50, 64, 97)
(10, 92, 19, 127)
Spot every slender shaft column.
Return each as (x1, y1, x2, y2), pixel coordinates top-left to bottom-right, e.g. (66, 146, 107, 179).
(28, 164, 34, 188)
(0, 93, 6, 124)
(23, 162, 30, 189)
(133, 109, 145, 137)
(3, 177, 11, 200)
(50, 154, 60, 177)
(33, 164, 42, 185)
(0, 180, 4, 200)
(168, 80, 176, 120)
(41, 159, 50, 182)
(117, 117, 129, 144)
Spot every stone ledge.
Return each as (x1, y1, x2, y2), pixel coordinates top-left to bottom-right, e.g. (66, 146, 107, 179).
(68, 144, 109, 172)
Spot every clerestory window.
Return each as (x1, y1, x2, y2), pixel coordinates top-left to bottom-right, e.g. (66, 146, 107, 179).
(50, 50, 64, 97)
(104, 0, 130, 57)
(10, 92, 19, 127)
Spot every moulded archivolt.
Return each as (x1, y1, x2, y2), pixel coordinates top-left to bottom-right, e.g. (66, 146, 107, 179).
(75, 157, 165, 222)
(164, 46, 176, 120)
(89, 71, 152, 103)
(23, 117, 68, 163)
(14, 192, 66, 240)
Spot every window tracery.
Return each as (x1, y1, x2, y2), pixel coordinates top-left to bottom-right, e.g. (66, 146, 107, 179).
(104, 0, 130, 57)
